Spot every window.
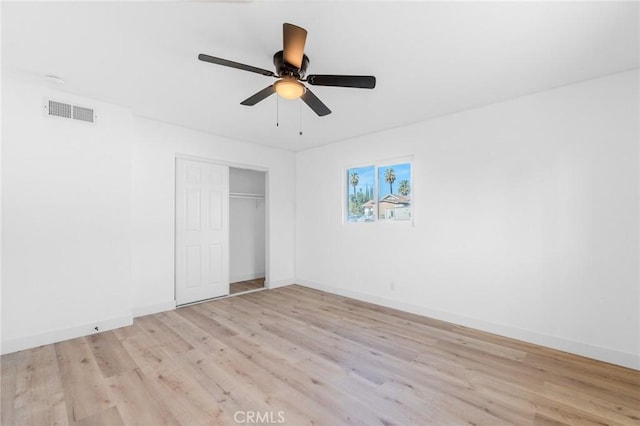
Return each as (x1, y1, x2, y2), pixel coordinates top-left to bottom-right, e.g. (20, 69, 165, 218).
(346, 166, 375, 222)
(378, 163, 412, 221)
(345, 161, 412, 223)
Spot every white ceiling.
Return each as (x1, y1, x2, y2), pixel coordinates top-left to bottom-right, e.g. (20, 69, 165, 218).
(3, 2, 638, 151)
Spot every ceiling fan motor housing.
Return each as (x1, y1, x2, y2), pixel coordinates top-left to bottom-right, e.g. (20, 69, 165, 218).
(273, 50, 309, 78)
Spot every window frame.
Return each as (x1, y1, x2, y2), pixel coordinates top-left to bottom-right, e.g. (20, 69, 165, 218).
(343, 156, 414, 225)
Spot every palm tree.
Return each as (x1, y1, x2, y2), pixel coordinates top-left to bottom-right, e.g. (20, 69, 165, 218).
(349, 172, 359, 199)
(399, 180, 410, 196)
(384, 168, 396, 194)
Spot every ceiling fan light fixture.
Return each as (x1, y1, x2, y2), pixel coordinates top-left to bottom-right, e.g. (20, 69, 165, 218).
(274, 78, 305, 100)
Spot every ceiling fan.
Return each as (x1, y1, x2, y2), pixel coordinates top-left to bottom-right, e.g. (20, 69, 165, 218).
(198, 23, 376, 117)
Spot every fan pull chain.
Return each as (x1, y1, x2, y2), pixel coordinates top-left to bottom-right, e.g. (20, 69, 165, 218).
(276, 96, 279, 127)
(299, 100, 303, 136)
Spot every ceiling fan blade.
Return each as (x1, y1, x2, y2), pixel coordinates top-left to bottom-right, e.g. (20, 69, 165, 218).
(301, 87, 331, 116)
(240, 85, 277, 106)
(283, 23, 307, 69)
(198, 54, 276, 77)
(307, 75, 376, 89)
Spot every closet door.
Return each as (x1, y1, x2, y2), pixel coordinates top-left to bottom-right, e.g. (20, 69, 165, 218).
(175, 159, 229, 305)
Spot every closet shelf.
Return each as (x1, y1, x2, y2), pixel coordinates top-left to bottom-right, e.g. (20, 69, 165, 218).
(230, 192, 265, 200)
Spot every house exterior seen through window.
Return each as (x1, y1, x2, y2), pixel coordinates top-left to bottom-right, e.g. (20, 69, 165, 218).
(346, 162, 412, 223)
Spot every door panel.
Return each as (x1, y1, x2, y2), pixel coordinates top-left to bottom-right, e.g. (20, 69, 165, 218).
(208, 243, 223, 282)
(209, 191, 223, 230)
(176, 159, 229, 304)
(185, 245, 201, 287)
(186, 190, 201, 231)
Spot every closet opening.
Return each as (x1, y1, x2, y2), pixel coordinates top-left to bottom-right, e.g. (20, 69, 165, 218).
(229, 167, 267, 295)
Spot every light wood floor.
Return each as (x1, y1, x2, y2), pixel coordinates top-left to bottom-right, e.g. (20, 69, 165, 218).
(230, 278, 265, 295)
(2, 285, 639, 425)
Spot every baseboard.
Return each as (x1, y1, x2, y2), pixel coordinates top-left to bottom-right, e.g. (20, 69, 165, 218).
(1, 315, 133, 355)
(230, 272, 265, 284)
(132, 300, 177, 318)
(295, 279, 640, 370)
(267, 278, 295, 289)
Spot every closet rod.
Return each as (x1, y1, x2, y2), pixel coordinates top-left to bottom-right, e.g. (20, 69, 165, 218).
(229, 192, 265, 200)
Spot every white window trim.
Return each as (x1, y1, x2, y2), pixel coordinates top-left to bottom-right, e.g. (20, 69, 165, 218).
(343, 155, 414, 226)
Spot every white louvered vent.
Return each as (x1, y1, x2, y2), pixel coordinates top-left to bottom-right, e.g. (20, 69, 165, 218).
(73, 105, 94, 123)
(45, 99, 96, 124)
(48, 100, 72, 118)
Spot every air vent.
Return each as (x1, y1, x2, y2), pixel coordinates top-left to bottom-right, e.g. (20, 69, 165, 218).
(73, 105, 94, 123)
(48, 100, 72, 119)
(44, 99, 96, 123)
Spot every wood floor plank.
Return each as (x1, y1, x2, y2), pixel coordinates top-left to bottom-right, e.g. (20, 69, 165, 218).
(104, 368, 179, 425)
(378, 378, 515, 425)
(88, 331, 138, 378)
(134, 314, 194, 355)
(180, 342, 332, 426)
(533, 396, 617, 426)
(1, 351, 19, 426)
(186, 309, 359, 425)
(274, 301, 425, 361)
(14, 345, 68, 425)
(15, 391, 68, 426)
(200, 300, 436, 424)
(54, 338, 114, 423)
(186, 301, 387, 425)
(195, 300, 312, 364)
(112, 323, 173, 375)
(3, 285, 639, 426)
(524, 352, 640, 407)
(175, 305, 238, 338)
(72, 406, 125, 426)
(225, 334, 385, 425)
(540, 381, 640, 425)
(297, 356, 432, 425)
(142, 352, 236, 425)
(258, 287, 530, 370)
(284, 286, 527, 362)
(234, 295, 458, 387)
(230, 277, 265, 294)
(154, 310, 227, 355)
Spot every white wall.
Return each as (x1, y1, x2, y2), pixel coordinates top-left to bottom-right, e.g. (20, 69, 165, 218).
(131, 117, 295, 316)
(295, 70, 640, 369)
(230, 168, 266, 283)
(230, 167, 266, 195)
(230, 198, 266, 283)
(1, 79, 296, 351)
(2, 79, 134, 352)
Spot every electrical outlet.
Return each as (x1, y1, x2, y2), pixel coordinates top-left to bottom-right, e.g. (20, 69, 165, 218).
(389, 282, 395, 291)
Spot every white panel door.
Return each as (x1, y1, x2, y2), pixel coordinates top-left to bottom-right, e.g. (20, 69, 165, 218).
(175, 159, 229, 305)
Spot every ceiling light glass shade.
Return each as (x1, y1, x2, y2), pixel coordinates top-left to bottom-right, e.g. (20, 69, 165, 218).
(274, 78, 305, 100)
